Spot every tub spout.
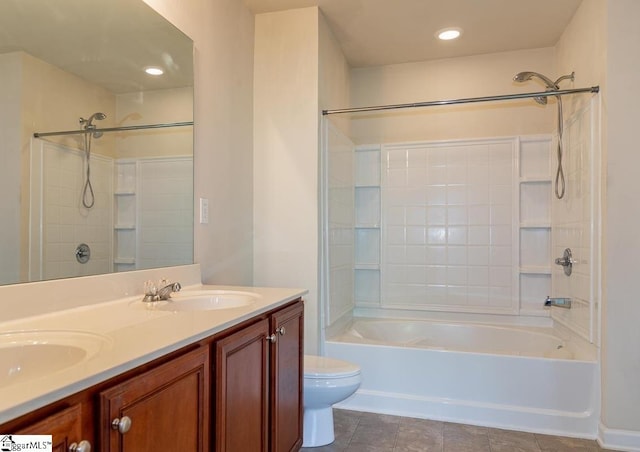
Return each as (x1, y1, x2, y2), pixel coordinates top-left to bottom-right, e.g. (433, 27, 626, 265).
(544, 296, 572, 309)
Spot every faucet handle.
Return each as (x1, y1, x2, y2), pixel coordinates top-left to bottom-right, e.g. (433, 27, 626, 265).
(144, 280, 157, 296)
(142, 280, 159, 302)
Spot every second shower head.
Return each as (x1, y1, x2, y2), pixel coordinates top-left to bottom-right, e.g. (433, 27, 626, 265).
(513, 71, 575, 105)
(80, 112, 107, 138)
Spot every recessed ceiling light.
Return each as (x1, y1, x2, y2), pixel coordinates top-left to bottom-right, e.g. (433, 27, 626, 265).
(436, 28, 462, 41)
(145, 67, 164, 76)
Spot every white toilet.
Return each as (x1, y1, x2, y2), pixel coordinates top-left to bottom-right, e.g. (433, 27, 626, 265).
(303, 355, 361, 447)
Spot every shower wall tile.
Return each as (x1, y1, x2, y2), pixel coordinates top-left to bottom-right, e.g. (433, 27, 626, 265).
(41, 142, 113, 280)
(380, 139, 517, 313)
(551, 98, 598, 343)
(137, 158, 193, 270)
(327, 124, 357, 324)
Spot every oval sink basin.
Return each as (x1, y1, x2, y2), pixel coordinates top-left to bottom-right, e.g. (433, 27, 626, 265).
(0, 330, 111, 387)
(138, 290, 259, 312)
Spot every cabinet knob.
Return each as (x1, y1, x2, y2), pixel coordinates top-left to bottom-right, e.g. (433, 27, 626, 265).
(276, 326, 286, 336)
(266, 334, 277, 343)
(68, 440, 91, 452)
(111, 415, 132, 434)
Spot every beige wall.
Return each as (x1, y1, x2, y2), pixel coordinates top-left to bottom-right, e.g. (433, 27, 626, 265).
(21, 53, 117, 157)
(143, 0, 255, 285)
(319, 11, 351, 137)
(116, 87, 193, 159)
(253, 7, 321, 352)
(602, 0, 640, 440)
(349, 48, 556, 144)
(0, 53, 22, 284)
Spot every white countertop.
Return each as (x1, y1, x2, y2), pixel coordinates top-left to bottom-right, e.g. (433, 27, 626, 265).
(0, 284, 307, 424)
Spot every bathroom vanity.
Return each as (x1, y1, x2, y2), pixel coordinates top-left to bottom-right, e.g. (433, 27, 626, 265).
(0, 277, 305, 452)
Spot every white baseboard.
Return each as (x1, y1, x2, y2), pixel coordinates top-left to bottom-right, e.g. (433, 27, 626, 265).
(599, 423, 640, 451)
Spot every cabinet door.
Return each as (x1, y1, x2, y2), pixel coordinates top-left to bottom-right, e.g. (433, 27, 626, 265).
(15, 404, 88, 452)
(270, 300, 304, 452)
(100, 347, 209, 452)
(215, 318, 270, 452)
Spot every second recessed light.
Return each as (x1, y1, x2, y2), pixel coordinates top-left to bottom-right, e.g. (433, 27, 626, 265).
(436, 28, 462, 41)
(145, 67, 164, 76)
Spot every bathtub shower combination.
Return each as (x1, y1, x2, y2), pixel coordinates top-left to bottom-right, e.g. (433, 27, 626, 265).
(321, 73, 601, 439)
(326, 318, 598, 436)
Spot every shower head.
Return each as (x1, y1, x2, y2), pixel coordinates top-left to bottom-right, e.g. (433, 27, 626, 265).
(80, 112, 107, 138)
(81, 112, 106, 127)
(513, 71, 558, 90)
(513, 71, 558, 105)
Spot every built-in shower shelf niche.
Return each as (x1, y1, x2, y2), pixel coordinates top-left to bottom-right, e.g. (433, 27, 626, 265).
(518, 137, 552, 316)
(114, 161, 138, 271)
(354, 145, 382, 306)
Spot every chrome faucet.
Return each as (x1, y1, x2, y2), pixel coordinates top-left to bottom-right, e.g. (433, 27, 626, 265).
(158, 281, 181, 300)
(142, 280, 181, 302)
(544, 296, 572, 309)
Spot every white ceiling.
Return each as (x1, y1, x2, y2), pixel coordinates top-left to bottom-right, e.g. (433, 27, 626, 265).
(244, 0, 583, 68)
(0, 0, 193, 94)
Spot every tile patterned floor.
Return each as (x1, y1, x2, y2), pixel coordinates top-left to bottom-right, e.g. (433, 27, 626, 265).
(301, 409, 616, 452)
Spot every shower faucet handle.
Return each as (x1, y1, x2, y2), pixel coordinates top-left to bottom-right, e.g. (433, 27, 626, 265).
(554, 248, 573, 276)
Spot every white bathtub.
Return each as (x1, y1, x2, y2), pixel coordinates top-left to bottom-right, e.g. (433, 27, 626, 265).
(325, 318, 599, 438)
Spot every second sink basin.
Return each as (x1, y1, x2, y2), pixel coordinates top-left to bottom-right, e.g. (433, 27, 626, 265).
(0, 330, 111, 388)
(138, 290, 260, 312)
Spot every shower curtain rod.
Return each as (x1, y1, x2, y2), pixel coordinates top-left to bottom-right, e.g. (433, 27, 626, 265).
(33, 121, 193, 138)
(322, 86, 599, 115)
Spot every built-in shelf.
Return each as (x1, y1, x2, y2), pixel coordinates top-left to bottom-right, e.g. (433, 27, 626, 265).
(520, 222, 551, 229)
(114, 224, 136, 230)
(354, 146, 381, 306)
(518, 137, 552, 315)
(115, 161, 138, 269)
(355, 263, 380, 270)
(519, 177, 552, 183)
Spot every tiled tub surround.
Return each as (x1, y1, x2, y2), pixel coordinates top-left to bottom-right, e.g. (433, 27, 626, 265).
(326, 317, 598, 438)
(323, 127, 600, 439)
(551, 97, 600, 344)
(30, 140, 114, 280)
(0, 264, 306, 423)
(352, 137, 556, 318)
(30, 138, 194, 281)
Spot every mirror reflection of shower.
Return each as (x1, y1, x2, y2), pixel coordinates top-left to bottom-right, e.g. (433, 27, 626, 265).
(78, 112, 106, 208)
(513, 71, 574, 199)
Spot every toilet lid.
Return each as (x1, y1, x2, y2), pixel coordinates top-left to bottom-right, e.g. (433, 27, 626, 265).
(304, 355, 361, 379)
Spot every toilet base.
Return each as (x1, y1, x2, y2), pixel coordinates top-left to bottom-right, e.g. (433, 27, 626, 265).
(302, 406, 334, 447)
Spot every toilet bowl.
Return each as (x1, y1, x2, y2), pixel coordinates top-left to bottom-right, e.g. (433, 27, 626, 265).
(303, 355, 361, 447)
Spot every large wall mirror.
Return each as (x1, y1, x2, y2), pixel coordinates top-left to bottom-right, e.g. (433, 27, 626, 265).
(0, 0, 194, 285)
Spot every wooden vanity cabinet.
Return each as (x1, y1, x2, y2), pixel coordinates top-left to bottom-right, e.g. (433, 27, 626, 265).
(0, 298, 303, 452)
(214, 299, 304, 452)
(214, 318, 270, 451)
(269, 301, 304, 452)
(100, 346, 209, 452)
(15, 404, 89, 452)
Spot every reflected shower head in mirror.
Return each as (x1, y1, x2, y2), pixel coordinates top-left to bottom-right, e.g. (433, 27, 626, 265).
(79, 112, 107, 138)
